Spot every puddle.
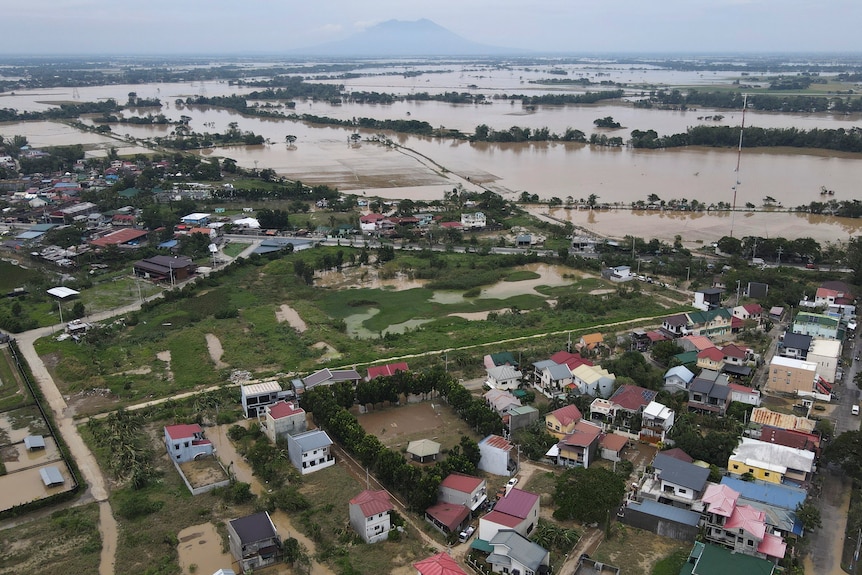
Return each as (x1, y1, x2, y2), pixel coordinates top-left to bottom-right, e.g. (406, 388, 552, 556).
(0, 408, 49, 444)
(448, 309, 509, 321)
(275, 304, 307, 332)
(478, 263, 574, 299)
(429, 291, 468, 304)
(176, 522, 233, 575)
(312, 341, 342, 362)
(205, 333, 229, 369)
(343, 308, 432, 339)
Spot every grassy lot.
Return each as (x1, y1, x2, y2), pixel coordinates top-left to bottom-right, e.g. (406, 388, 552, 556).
(0, 347, 30, 413)
(32, 249, 690, 412)
(0, 504, 102, 575)
(221, 241, 249, 258)
(296, 464, 429, 573)
(593, 524, 691, 575)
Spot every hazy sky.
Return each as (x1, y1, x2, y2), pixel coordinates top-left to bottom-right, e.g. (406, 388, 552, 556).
(4, 0, 861, 55)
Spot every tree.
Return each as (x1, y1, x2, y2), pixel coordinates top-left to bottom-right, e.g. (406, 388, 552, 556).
(823, 430, 862, 481)
(796, 500, 822, 533)
(651, 340, 684, 366)
(847, 236, 862, 285)
(553, 466, 625, 527)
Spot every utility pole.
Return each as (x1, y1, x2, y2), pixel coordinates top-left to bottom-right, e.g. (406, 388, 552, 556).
(776, 246, 783, 265)
(736, 280, 741, 307)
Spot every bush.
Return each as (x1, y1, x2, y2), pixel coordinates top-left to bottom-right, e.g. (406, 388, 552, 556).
(216, 481, 255, 504)
(115, 491, 164, 519)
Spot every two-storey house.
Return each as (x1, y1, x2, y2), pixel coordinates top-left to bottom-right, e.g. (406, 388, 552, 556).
(164, 424, 213, 463)
(639, 452, 709, 509)
(286, 429, 335, 475)
(349, 490, 393, 544)
(227, 511, 281, 573)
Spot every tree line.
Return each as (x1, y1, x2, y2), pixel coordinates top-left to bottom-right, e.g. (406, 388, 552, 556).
(628, 125, 862, 153)
(635, 89, 862, 114)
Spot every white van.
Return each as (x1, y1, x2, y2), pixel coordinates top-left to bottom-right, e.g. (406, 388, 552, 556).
(852, 405, 859, 416)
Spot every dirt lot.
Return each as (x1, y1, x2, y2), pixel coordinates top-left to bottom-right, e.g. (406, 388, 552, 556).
(178, 456, 229, 489)
(356, 400, 479, 452)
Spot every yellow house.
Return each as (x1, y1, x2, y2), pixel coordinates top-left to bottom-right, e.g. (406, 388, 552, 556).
(727, 437, 814, 486)
(579, 333, 604, 351)
(544, 404, 583, 439)
(695, 347, 724, 371)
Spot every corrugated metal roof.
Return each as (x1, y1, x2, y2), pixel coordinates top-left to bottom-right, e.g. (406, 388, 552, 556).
(441, 473, 484, 494)
(626, 499, 701, 526)
(493, 488, 538, 519)
(40, 466, 64, 486)
(350, 489, 393, 516)
(291, 429, 333, 451)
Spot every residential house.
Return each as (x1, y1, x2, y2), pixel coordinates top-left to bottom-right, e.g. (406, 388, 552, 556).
(349, 490, 393, 543)
(439, 473, 487, 513)
(693, 288, 723, 311)
(639, 401, 675, 444)
(728, 437, 816, 486)
(570, 364, 615, 397)
(366, 362, 409, 381)
(606, 385, 658, 431)
(778, 332, 812, 360)
(687, 308, 733, 338)
(425, 501, 471, 535)
(721, 344, 752, 367)
(485, 351, 519, 370)
(661, 314, 691, 338)
(578, 332, 604, 352)
(547, 420, 602, 468)
(688, 376, 730, 416)
(286, 429, 335, 475)
(460, 212, 487, 229)
(678, 334, 715, 353)
(484, 389, 522, 416)
(479, 488, 540, 542)
(639, 452, 710, 509)
(749, 407, 817, 434)
(544, 404, 583, 439)
(91, 228, 149, 249)
(508, 405, 540, 433)
(729, 383, 761, 407)
(604, 265, 633, 282)
(701, 483, 787, 561)
(181, 212, 211, 226)
(532, 361, 574, 398)
(806, 339, 841, 383)
(261, 401, 306, 443)
(720, 476, 808, 538)
(680, 542, 775, 575)
(414, 552, 469, 575)
(163, 424, 213, 463)
(486, 530, 550, 575)
(478, 435, 517, 477)
(663, 365, 695, 393)
(792, 311, 843, 341)
(600, 433, 629, 462)
(241, 380, 284, 418)
(696, 347, 725, 371)
(757, 426, 820, 456)
(302, 368, 362, 391)
(486, 365, 523, 391)
(227, 511, 281, 573)
(766, 356, 818, 396)
(133, 255, 195, 282)
(814, 281, 854, 309)
(733, 304, 764, 325)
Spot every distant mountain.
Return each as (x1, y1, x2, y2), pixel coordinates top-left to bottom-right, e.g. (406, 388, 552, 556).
(294, 19, 527, 57)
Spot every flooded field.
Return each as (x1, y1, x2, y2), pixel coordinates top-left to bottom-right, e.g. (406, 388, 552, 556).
(2, 63, 861, 243)
(176, 522, 233, 575)
(479, 263, 575, 299)
(0, 434, 60, 472)
(0, 462, 74, 511)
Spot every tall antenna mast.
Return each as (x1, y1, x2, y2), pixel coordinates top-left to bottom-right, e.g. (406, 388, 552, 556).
(730, 93, 747, 238)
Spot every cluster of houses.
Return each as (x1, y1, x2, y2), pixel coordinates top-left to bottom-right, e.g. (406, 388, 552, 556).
(358, 211, 487, 237)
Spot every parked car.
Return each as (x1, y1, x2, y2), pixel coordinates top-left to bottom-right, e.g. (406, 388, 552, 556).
(506, 477, 519, 488)
(459, 525, 476, 543)
(853, 405, 859, 416)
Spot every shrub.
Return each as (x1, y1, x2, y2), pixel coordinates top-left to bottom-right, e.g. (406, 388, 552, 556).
(115, 491, 164, 519)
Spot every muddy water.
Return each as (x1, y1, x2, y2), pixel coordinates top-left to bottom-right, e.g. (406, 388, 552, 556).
(208, 423, 334, 575)
(176, 522, 233, 575)
(479, 263, 574, 299)
(205, 333, 228, 369)
(98, 502, 117, 575)
(0, 437, 60, 472)
(0, 463, 73, 511)
(540, 205, 862, 245)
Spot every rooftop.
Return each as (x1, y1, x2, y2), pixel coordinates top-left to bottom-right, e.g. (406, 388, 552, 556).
(609, 384, 657, 411)
(548, 404, 582, 427)
(350, 489, 393, 516)
(494, 488, 539, 519)
(440, 473, 484, 494)
(652, 453, 710, 492)
(414, 552, 468, 575)
(229, 511, 277, 544)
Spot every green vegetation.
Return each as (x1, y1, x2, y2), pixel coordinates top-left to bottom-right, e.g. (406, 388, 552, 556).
(651, 548, 690, 575)
(0, 504, 102, 574)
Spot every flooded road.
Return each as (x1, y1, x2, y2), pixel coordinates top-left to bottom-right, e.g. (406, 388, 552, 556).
(208, 423, 335, 575)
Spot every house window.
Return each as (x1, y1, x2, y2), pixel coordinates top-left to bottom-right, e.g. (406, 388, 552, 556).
(732, 464, 739, 470)
(174, 444, 180, 451)
(764, 472, 770, 477)
(747, 539, 754, 546)
(678, 488, 687, 494)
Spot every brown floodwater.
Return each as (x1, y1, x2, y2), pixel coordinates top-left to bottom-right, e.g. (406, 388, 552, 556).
(1, 436, 60, 472)
(176, 522, 234, 575)
(0, 463, 73, 511)
(2, 65, 861, 243)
